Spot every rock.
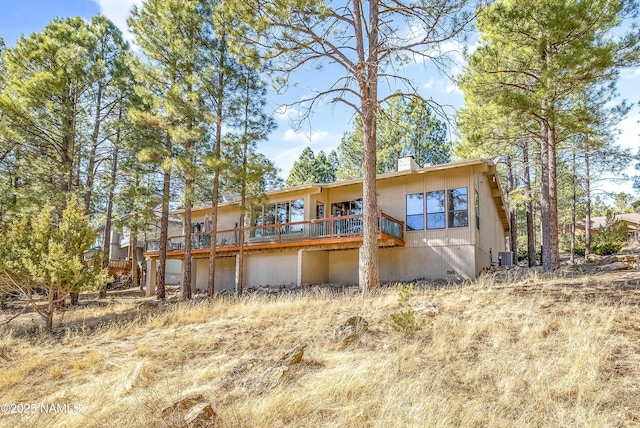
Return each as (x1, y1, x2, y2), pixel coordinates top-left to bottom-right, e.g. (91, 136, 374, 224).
(277, 343, 306, 367)
(124, 362, 148, 392)
(184, 402, 221, 428)
(136, 300, 163, 312)
(597, 262, 632, 272)
(414, 301, 440, 315)
(161, 394, 206, 419)
(333, 316, 368, 343)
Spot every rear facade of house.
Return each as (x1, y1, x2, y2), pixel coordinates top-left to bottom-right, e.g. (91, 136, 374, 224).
(144, 158, 509, 295)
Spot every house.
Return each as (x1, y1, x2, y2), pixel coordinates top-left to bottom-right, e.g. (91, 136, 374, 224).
(143, 157, 510, 295)
(573, 213, 640, 244)
(88, 213, 184, 285)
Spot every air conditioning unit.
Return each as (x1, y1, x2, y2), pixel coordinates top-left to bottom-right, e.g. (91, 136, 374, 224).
(498, 251, 514, 267)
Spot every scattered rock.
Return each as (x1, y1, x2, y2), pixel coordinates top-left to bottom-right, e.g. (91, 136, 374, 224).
(414, 301, 441, 315)
(217, 345, 310, 395)
(160, 395, 221, 427)
(123, 361, 150, 392)
(333, 316, 368, 343)
(277, 343, 306, 367)
(160, 394, 206, 419)
(184, 402, 221, 428)
(136, 300, 163, 312)
(256, 365, 289, 390)
(597, 262, 632, 272)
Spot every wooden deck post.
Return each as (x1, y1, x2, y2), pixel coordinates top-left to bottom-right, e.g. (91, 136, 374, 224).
(297, 249, 304, 287)
(191, 256, 198, 294)
(146, 259, 156, 297)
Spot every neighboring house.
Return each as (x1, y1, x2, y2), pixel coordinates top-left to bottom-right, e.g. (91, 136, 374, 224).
(573, 213, 640, 244)
(88, 213, 184, 285)
(144, 157, 510, 295)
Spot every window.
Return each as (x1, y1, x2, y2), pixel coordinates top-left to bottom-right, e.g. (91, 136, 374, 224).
(426, 190, 445, 229)
(290, 199, 304, 232)
(331, 199, 363, 234)
(448, 187, 468, 228)
(406, 193, 424, 231)
(475, 190, 480, 230)
(278, 202, 290, 233)
(277, 202, 290, 224)
(331, 199, 362, 217)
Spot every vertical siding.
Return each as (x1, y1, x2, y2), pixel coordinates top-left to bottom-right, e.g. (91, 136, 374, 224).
(194, 257, 236, 293)
(300, 250, 329, 284)
(244, 252, 298, 287)
(178, 162, 508, 287)
(381, 168, 475, 249)
(328, 250, 359, 284)
(377, 166, 489, 280)
(475, 172, 507, 273)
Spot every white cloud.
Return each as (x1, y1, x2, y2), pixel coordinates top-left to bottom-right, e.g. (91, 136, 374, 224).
(259, 128, 337, 179)
(616, 114, 639, 151)
(446, 83, 462, 95)
(608, 113, 640, 195)
(422, 79, 435, 89)
(94, 0, 142, 45)
(282, 128, 329, 143)
(621, 68, 640, 79)
(274, 106, 300, 122)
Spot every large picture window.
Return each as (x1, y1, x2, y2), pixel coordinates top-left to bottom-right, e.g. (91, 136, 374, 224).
(290, 199, 304, 232)
(406, 193, 424, 231)
(448, 187, 468, 228)
(426, 190, 445, 229)
(251, 199, 305, 236)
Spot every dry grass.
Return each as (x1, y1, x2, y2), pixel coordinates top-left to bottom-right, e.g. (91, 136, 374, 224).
(2, 269, 640, 427)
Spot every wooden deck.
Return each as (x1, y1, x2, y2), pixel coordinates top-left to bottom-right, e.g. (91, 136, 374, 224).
(144, 212, 405, 259)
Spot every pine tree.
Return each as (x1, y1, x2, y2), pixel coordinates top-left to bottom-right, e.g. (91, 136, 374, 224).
(224, 0, 477, 292)
(0, 199, 109, 331)
(222, 67, 276, 297)
(0, 18, 95, 214)
(458, 0, 639, 272)
(337, 98, 450, 180)
(129, 0, 213, 300)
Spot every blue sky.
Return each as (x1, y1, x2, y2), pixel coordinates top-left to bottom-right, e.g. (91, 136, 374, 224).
(1, 0, 638, 195)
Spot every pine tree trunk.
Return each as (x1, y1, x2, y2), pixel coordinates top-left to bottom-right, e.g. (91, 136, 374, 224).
(548, 121, 559, 270)
(208, 38, 226, 297)
(523, 141, 536, 267)
(100, 112, 121, 299)
(360, 100, 380, 294)
(584, 150, 591, 257)
(157, 132, 171, 300)
(237, 215, 245, 298)
(237, 134, 249, 298)
(540, 114, 552, 272)
(507, 156, 517, 255)
(46, 288, 55, 332)
(356, 0, 380, 294)
(182, 115, 195, 300)
(570, 149, 577, 263)
(132, 234, 139, 290)
(84, 83, 103, 214)
(183, 179, 193, 300)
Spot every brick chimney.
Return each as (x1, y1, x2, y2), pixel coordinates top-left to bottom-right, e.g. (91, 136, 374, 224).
(398, 155, 419, 172)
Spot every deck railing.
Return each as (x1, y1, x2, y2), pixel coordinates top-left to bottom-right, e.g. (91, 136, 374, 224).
(145, 212, 404, 253)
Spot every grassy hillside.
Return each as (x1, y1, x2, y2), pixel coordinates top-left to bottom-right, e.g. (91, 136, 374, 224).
(2, 269, 640, 427)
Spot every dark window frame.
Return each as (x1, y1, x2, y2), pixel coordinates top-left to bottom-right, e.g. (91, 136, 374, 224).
(448, 187, 469, 228)
(426, 190, 446, 230)
(406, 193, 425, 231)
